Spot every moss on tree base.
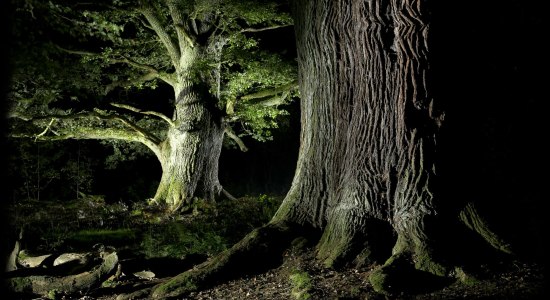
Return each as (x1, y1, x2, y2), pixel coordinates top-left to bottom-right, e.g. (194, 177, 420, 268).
(369, 253, 454, 296)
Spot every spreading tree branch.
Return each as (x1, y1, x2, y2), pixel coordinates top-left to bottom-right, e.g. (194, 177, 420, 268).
(10, 111, 162, 157)
(92, 109, 161, 144)
(166, 0, 195, 52)
(239, 81, 298, 107)
(105, 72, 159, 94)
(240, 24, 292, 33)
(224, 127, 248, 152)
(254, 91, 290, 107)
(240, 81, 298, 101)
(34, 118, 56, 140)
(54, 45, 97, 56)
(109, 57, 176, 86)
(138, 4, 181, 69)
(110, 102, 175, 127)
(55, 45, 176, 87)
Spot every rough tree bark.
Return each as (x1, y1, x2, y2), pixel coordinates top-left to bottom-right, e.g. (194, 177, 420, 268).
(143, 0, 511, 298)
(152, 80, 224, 212)
(144, 4, 230, 211)
(274, 0, 445, 270)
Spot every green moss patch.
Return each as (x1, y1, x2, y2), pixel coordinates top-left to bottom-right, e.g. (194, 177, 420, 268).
(67, 228, 137, 248)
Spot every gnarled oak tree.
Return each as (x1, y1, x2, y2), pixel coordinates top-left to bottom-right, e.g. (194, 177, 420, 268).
(7, 0, 297, 212)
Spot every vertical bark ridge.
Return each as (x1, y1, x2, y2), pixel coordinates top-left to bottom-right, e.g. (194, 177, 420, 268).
(274, 0, 336, 227)
(389, 0, 438, 258)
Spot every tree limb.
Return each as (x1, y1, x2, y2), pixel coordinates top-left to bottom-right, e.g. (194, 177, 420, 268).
(224, 127, 248, 152)
(93, 109, 162, 144)
(104, 72, 159, 94)
(55, 45, 176, 87)
(111, 57, 159, 73)
(10, 112, 163, 158)
(108, 57, 176, 86)
(166, 0, 195, 52)
(138, 4, 181, 69)
(34, 118, 56, 140)
(254, 92, 290, 107)
(240, 24, 292, 33)
(240, 81, 298, 101)
(110, 103, 175, 127)
(54, 45, 97, 56)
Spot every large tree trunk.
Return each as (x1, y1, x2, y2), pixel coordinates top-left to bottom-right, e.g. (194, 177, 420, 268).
(271, 2, 510, 293)
(274, 0, 445, 269)
(152, 81, 224, 212)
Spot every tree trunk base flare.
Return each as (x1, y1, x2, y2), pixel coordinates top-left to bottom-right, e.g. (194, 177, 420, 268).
(365, 202, 515, 296)
(120, 0, 519, 296)
(131, 205, 513, 299)
(368, 253, 454, 296)
(316, 218, 396, 269)
(5, 252, 118, 298)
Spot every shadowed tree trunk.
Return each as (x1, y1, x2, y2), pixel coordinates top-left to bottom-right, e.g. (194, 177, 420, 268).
(144, 0, 512, 298)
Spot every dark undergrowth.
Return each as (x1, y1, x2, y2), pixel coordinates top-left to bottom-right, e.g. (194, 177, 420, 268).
(7, 194, 282, 262)
(4, 196, 548, 300)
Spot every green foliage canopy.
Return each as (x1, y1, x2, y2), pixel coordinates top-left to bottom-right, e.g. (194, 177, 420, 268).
(8, 0, 298, 152)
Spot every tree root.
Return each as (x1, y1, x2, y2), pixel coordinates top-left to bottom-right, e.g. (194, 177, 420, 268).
(5, 252, 118, 298)
(121, 202, 515, 299)
(221, 188, 237, 201)
(459, 202, 513, 254)
(147, 221, 297, 299)
(368, 209, 513, 297)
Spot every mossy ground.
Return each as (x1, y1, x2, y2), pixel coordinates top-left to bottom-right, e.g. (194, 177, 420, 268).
(5, 196, 547, 300)
(162, 245, 547, 300)
(8, 195, 281, 258)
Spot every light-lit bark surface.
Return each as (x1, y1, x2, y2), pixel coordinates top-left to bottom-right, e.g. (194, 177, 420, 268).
(150, 1, 446, 297)
(153, 81, 224, 211)
(274, 0, 444, 268)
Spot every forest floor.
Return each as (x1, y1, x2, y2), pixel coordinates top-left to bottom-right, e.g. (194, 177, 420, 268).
(5, 196, 548, 300)
(79, 247, 548, 300)
(184, 249, 547, 300)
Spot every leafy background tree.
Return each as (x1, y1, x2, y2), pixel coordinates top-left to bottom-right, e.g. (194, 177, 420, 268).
(6, 0, 298, 212)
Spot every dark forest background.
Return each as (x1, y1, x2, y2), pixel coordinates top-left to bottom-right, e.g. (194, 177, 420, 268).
(1, 0, 548, 278)
(431, 0, 547, 264)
